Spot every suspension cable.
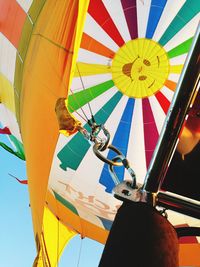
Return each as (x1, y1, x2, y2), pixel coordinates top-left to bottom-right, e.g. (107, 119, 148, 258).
(77, 236, 83, 267)
(69, 89, 90, 122)
(76, 63, 94, 118)
(67, 102, 88, 123)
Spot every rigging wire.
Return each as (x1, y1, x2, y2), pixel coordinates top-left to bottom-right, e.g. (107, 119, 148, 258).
(77, 236, 83, 267)
(37, 46, 90, 124)
(76, 63, 94, 119)
(67, 102, 88, 123)
(31, 39, 98, 128)
(57, 217, 60, 267)
(33, 202, 51, 267)
(69, 88, 90, 122)
(55, 193, 60, 267)
(41, 231, 51, 267)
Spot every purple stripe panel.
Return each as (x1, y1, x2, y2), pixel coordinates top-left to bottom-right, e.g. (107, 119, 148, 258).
(121, 0, 138, 40)
(142, 98, 159, 168)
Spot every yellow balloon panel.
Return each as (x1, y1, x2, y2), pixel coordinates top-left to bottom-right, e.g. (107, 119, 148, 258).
(111, 38, 170, 98)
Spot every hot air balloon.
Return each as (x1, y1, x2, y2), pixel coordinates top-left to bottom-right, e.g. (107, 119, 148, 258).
(0, 0, 200, 266)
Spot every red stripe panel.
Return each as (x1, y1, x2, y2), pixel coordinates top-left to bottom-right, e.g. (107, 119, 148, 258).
(142, 98, 159, 168)
(121, 0, 138, 39)
(0, 0, 26, 48)
(176, 224, 198, 244)
(15, 177, 28, 184)
(88, 0, 125, 47)
(155, 91, 170, 114)
(179, 236, 198, 244)
(0, 127, 11, 135)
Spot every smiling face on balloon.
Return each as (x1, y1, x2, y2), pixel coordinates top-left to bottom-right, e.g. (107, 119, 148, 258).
(111, 38, 170, 98)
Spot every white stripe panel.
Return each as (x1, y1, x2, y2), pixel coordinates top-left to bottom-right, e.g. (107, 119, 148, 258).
(70, 74, 112, 93)
(164, 14, 200, 51)
(0, 105, 22, 141)
(167, 209, 200, 227)
(93, 183, 122, 216)
(16, 0, 33, 12)
(168, 73, 180, 83)
(126, 99, 146, 184)
(149, 95, 166, 134)
(182, 215, 200, 227)
(136, 0, 151, 38)
(0, 33, 16, 84)
(48, 176, 106, 228)
(102, 0, 131, 42)
(75, 207, 105, 228)
(160, 86, 174, 102)
(169, 54, 187, 65)
(78, 48, 111, 65)
(84, 14, 119, 52)
(153, 0, 185, 41)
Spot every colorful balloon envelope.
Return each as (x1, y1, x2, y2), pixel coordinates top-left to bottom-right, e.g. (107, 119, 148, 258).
(0, 0, 200, 266)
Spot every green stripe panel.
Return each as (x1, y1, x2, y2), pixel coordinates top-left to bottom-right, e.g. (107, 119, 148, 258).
(14, 0, 47, 124)
(68, 80, 114, 112)
(28, 0, 46, 23)
(0, 135, 25, 160)
(57, 91, 122, 171)
(17, 0, 46, 60)
(9, 135, 25, 160)
(167, 37, 193, 58)
(53, 191, 79, 215)
(159, 0, 200, 46)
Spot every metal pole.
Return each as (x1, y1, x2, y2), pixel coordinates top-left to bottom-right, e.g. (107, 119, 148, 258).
(157, 191, 200, 219)
(143, 24, 200, 193)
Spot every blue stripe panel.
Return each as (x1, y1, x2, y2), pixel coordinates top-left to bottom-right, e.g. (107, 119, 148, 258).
(97, 216, 113, 231)
(146, 0, 167, 39)
(99, 98, 135, 193)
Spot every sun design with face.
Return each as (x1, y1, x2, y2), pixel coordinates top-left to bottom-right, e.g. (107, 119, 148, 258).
(111, 38, 170, 98)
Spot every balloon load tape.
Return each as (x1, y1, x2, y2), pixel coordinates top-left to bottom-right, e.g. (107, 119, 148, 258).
(55, 98, 82, 136)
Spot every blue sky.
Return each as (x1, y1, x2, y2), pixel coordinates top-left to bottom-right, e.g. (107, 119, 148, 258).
(0, 133, 103, 267)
